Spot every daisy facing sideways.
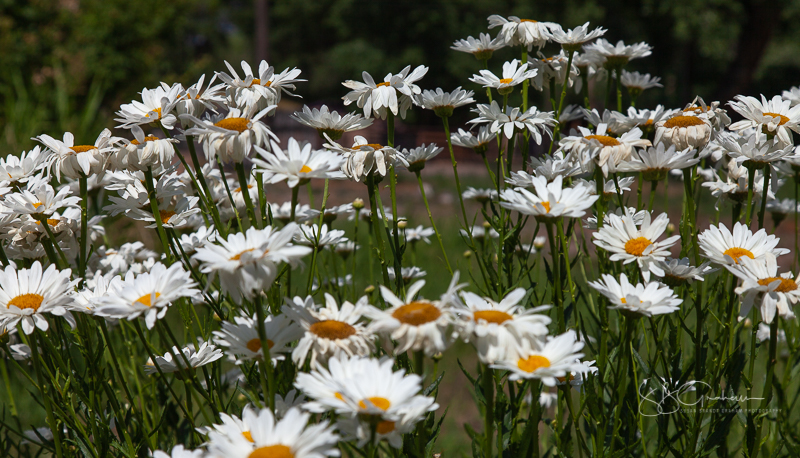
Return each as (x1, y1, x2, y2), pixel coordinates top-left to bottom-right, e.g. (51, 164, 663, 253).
(144, 341, 223, 375)
(726, 253, 799, 323)
(698, 222, 789, 266)
(589, 273, 683, 317)
(500, 174, 598, 221)
(0, 262, 80, 335)
(491, 330, 589, 386)
(212, 313, 303, 365)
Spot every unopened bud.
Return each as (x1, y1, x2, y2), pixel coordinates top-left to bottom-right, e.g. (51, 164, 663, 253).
(482, 221, 491, 229)
(364, 285, 375, 294)
(463, 250, 473, 258)
(397, 220, 408, 229)
(352, 198, 365, 210)
(743, 318, 752, 328)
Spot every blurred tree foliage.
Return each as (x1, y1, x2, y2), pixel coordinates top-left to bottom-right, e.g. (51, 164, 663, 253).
(2, 0, 800, 154)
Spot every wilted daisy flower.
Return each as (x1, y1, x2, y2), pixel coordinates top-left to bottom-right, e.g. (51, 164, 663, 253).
(620, 70, 662, 97)
(152, 445, 203, 458)
(205, 407, 339, 458)
(699, 222, 789, 266)
(144, 341, 223, 375)
(182, 106, 277, 164)
(404, 225, 435, 244)
(366, 274, 462, 355)
(721, 131, 794, 169)
(559, 123, 650, 176)
(0, 262, 79, 335)
(291, 105, 372, 140)
(216, 59, 304, 110)
(213, 313, 302, 364)
(178, 225, 217, 255)
(727, 253, 799, 323)
(487, 15, 554, 50)
(387, 266, 427, 284)
(583, 38, 653, 68)
(729, 94, 800, 145)
(589, 273, 683, 317)
(682, 97, 732, 130)
(469, 59, 537, 94)
(653, 257, 716, 287)
(253, 138, 344, 188)
(342, 65, 428, 119)
(115, 83, 183, 130)
(3, 179, 81, 217)
(0, 146, 48, 186)
(402, 143, 443, 172)
(500, 175, 598, 221)
(527, 150, 583, 181)
(469, 101, 556, 142)
(93, 262, 198, 329)
(462, 187, 499, 204)
(451, 33, 506, 60)
(616, 143, 699, 180)
(34, 129, 118, 180)
(283, 294, 375, 366)
(325, 135, 405, 182)
(454, 288, 551, 363)
(702, 160, 774, 208)
(547, 22, 606, 51)
(294, 224, 348, 248)
(194, 224, 311, 301)
(113, 126, 179, 172)
(450, 126, 494, 154)
(593, 209, 680, 281)
(491, 330, 587, 386)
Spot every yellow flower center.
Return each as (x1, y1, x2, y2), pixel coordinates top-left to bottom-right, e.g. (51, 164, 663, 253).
(392, 301, 441, 326)
(70, 145, 98, 153)
(663, 115, 706, 128)
(377, 421, 396, 434)
(159, 210, 176, 223)
(520, 19, 538, 22)
(376, 82, 391, 87)
(8, 293, 44, 311)
(145, 107, 162, 119)
(683, 106, 709, 114)
(643, 119, 654, 126)
(585, 135, 620, 146)
(33, 202, 44, 209)
(499, 78, 514, 84)
(135, 292, 161, 307)
(234, 184, 254, 193)
(723, 247, 755, 264)
(35, 219, 61, 226)
(539, 201, 552, 213)
(130, 136, 160, 145)
(248, 445, 293, 458)
(620, 297, 627, 304)
(309, 320, 357, 340)
(242, 431, 254, 442)
(358, 396, 391, 411)
(762, 112, 789, 125)
(517, 355, 551, 373)
(248, 78, 271, 87)
(624, 237, 652, 256)
(354, 143, 383, 150)
(300, 165, 313, 173)
(230, 248, 255, 261)
(246, 338, 275, 353)
(757, 276, 798, 292)
(214, 117, 250, 133)
(473, 310, 513, 324)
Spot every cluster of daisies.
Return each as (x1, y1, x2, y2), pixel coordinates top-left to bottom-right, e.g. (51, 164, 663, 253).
(1, 10, 799, 457)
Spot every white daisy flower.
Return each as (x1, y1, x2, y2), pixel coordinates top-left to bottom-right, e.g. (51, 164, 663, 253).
(500, 175, 598, 221)
(178, 225, 217, 255)
(527, 151, 583, 181)
(181, 105, 277, 164)
(291, 105, 372, 140)
(653, 257, 717, 287)
(34, 129, 118, 180)
(137, 196, 201, 229)
(414, 87, 475, 118)
(469, 101, 556, 142)
(729, 94, 800, 145)
(581, 108, 625, 134)
(0, 146, 48, 186)
(583, 38, 653, 67)
(112, 126, 179, 172)
(698, 222, 789, 266)
(320, 203, 355, 224)
(216, 59, 304, 111)
(0, 262, 79, 335)
(387, 266, 428, 285)
(574, 177, 636, 199)
(462, 187, 499, 204)
(461, 225, 499, 240)
(782, 86, 800, 107)
(88, 241, 157, 276)
(365, 274, 463, 355)
(403, 225, 435, 244)
(205, 407, 339, 458)
(721, 131, 794, 168)
(268, 202, 320, 224)
(402, 143, 444, 172)
(144, 341, 223, 375)
(727, 253, 799, 323)
(253, 138, 344, 188)
(275, 390, 307, 419)
(174, 74, 226, 122)
(451, 33, 506, 60)
(701, 159, 774, 208)
(547, 22, 606, 51)
(614, 105, 678, 134)
(3, 179, 81, 217)
(767, 198, 800, 226)
(491, 330, 588, 386)
(213, 313, 302, 365)
(342, 65, 428, 119)
(469, 59, 537, 93)
(115, 83, 183, 130)
(450, 126, 494, 154)
(527, 51, 579, 92)
(193, 224, 311, 301)
(487, 15, 554, 50)
(616, 143, 700, 180)
(592, 209, 680, 282)
(336, 396, 434, 448)
(294, 224, 348, 249)
(453, 288, 551, 363)
(559, 123, 650, 176)
(73, 270, 124, 314)
(682, 97, 732, 130)
(757, 322, 787, 343)
(283, 293, 375, 366)
(92, 262, 198, 329)
(589, 273, 683, 317)
(620, 70, 662, 95)
(152, 445, 203, 458)
(324, 135, 406, 182)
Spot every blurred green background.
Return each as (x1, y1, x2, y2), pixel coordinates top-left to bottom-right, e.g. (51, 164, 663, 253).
(3, 0, 800, 154)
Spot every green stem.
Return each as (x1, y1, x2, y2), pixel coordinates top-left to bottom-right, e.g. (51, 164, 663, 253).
(744, 164, 756, 225)
(546, 222, 564, 332)
(367, 175, 391, 287)
(254, 295, 275, 413)
(557, 218, 575, 303)
(757, 165, 770, 229)
(415, 172, 452, 274)
(143, 167, 172, 262)
(556, 50, 576, 122)
(442, 116, 470, 228)
(78, 174, 88, 283)
(235, 162, 258, 229)
(751, 319, 779, 458)
(482, 365, 495, 458)
(648, 180, 659, 212)
(0, 351, 17, 416)
(30, 331, 64, 458)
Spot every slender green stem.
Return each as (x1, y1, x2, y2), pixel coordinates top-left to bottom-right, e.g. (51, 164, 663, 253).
(757, 165, 770, 229)
(78, 174, 88, 284)
(648, 180, 659, 212)
(0, 242, 9, 266)
(751, 318, 779, 458)
(30, 331, 64, 458)
(235, 162, 258, 229)
(442, 116, 470, 228)
(615, 67, 623, 112)
(39, 217, 69, 268)
(144, 167, 172, 262)
(415, 172, 452, 274)
(557, 218, 575, 303)
(546, 222, 564, 332)
(254, 295, 275, 413)
(367, 175, 391, 287)
(482, 365, 495, 458)
(556, 50, 576, 122)
(744, 164, 757, 225)
(0, 350, 17, 416)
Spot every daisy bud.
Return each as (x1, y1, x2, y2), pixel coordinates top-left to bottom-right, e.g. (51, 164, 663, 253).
(433, 106, 454, 118)
(482, 221, 492, 229)
(464, 250, 473, 258)
(352, 198, 365, 210)
(667, 223, 676, 236)
(364, 285, 375, 294)
(397, 220, 408, 229)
